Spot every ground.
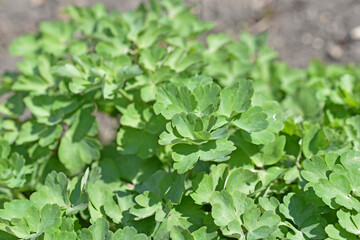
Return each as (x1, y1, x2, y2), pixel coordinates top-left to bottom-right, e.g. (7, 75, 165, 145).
(1, 0, 360, 74)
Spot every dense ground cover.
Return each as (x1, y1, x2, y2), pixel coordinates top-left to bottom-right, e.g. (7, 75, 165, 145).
(0, 0, 360, 239)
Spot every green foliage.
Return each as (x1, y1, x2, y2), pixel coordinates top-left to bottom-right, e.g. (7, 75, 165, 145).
(1, 0, 360, 239)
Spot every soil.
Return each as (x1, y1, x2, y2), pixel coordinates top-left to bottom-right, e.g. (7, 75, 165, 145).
(1, 0, 360, 74)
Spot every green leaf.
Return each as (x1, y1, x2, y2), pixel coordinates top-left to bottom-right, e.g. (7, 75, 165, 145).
(206, 34, 232, 53)
(218, 80, 253, 118)
(137, 22, 170, 49)
(325, 224, 357, 240)
(260, 101, 286, 133)
(58, 133, 101, 174)
(191, 164, 227, 205)
(170, 226, 193, 240)
(12, 75, 49, 93)
(0, 153, 32, 188)
(0, 200, 33, 221)
(137, 170, 185, 204)
(30, 172, 70, 208)
(113, 226, 149, 240)
(233, 106, 268, 132)
(337, 210, 360, 235)
(87, 179, 133, 224)
(117, 127, 158, 159)
(225, 167, 260, 195)
(117, 65, 143, 81)
(16, 121, 62, 146)
(30, 171, 88, 215)
(164, 49, 203, 72)
(279, 193, 327, 239)
(40, 204, 62, 234)
(24, 95, 81, 125)
(210, 190, 255, 238)
(0, 138, 10, 159)
(338, 150, 360, 195)
(313, 173, 354, 209)
(242, 208, 280, 240)
(155, 84, 219, 120)
(234, 133, 286, 167)
(130, 191, 164, 220)
(99, 151, 162, 184)
(139, 46, 167, 71)
(304, 151, 360, 211)
(301, 154, 337, 183)
(191, 227, 218, 240)
(172, 139, 235, 174)
(253, 135, 286, 166)
(0, 92, 26, 117)
(96, 42, 129, 57)
(57, 63, 83, 78)
(129, 170, 186, 221)
(303, 126, 329, 158)
(78, 218, 112, 240)
(9, 34, 39, 56)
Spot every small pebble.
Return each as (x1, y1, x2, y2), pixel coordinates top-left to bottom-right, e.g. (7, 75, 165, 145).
(301, 33, 313, 45)
(31, 0, 44, 6)
(350, 26, 360, 40)
(312, 37, 324, 49)
(319, 11, 331, 24)
(327, 44, 343, 59)
(251, 0, 270, 11)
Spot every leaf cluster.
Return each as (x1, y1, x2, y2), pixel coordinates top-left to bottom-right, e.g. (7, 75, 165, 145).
(1, 0, 360, 239)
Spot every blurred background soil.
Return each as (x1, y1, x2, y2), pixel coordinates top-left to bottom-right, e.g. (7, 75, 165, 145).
(1, 0, 360, 74)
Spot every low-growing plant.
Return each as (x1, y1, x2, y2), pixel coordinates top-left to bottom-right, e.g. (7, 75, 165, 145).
(0, 0, 360, 239)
